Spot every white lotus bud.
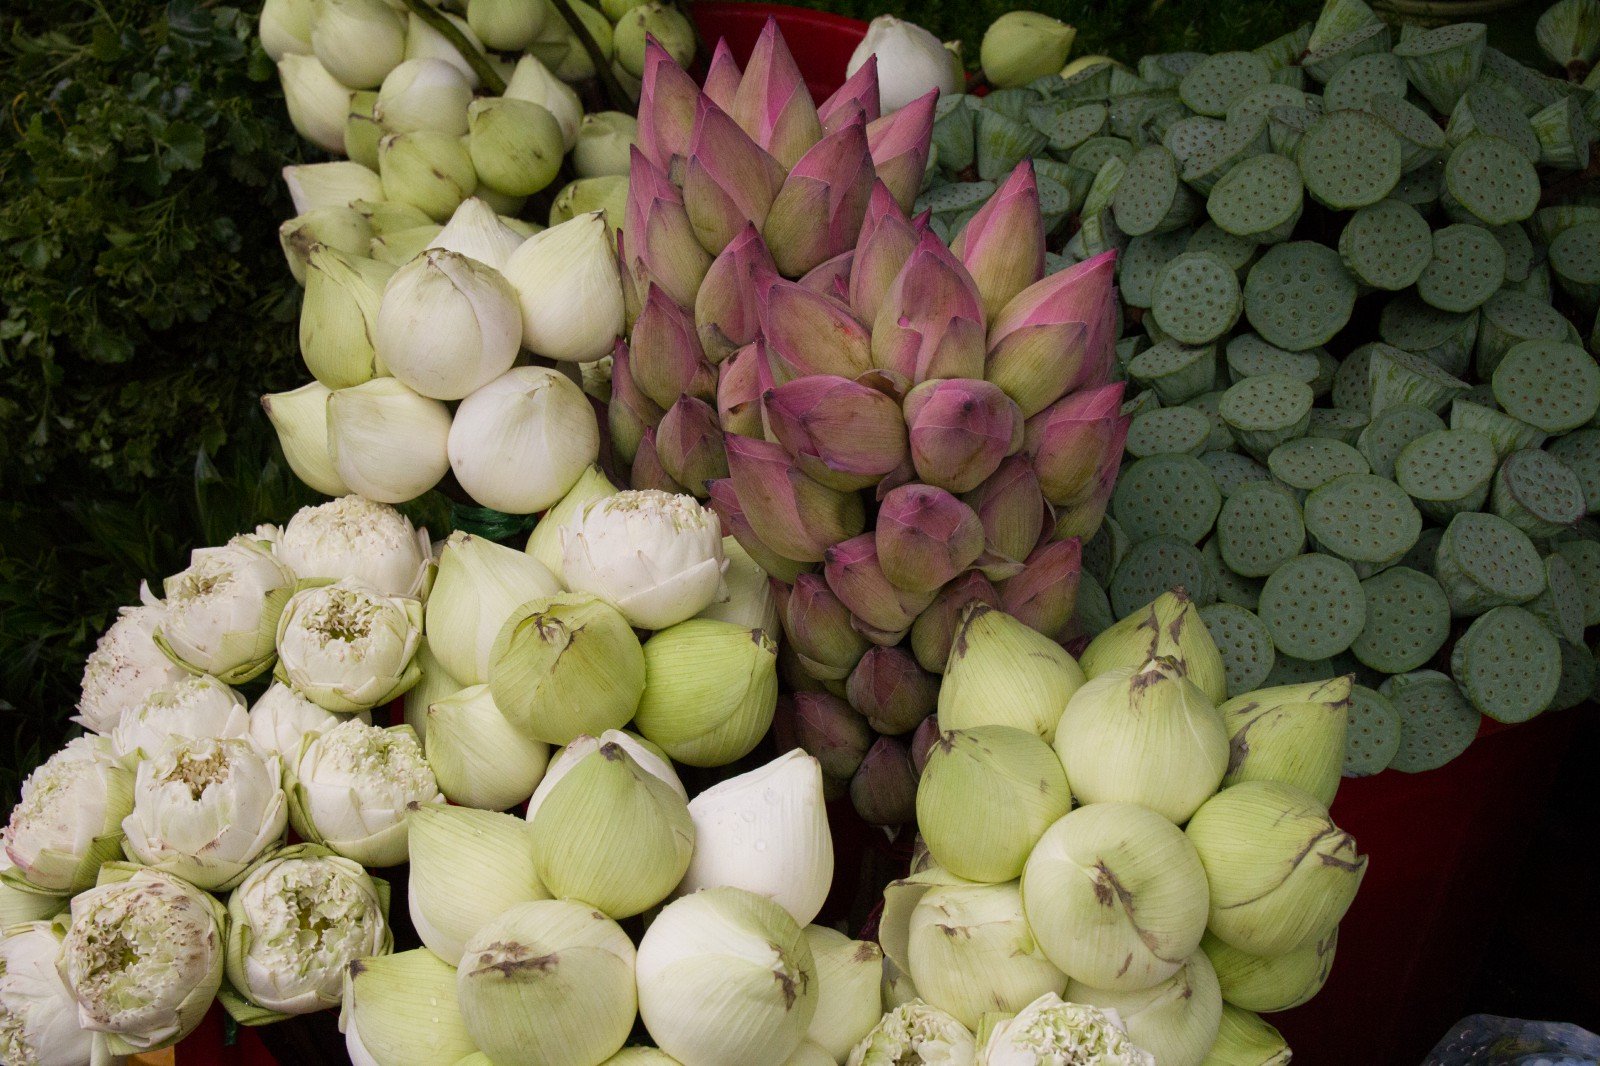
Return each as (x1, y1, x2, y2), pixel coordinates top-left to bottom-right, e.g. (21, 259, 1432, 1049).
(287, 719, 441, 867)
(153, 535, 296, 684)
(524, 464, 617, 581)
(408, 805, 547, 966)
(424, 684, 550, 810)
(310, 0, 406, 89)
(342, 948, 477, 1066)
(525, 730, 687, 824)
(2, 737, 133, 894)
(502, 212, 624, 362)
(426, 197, 526, 272)
(274, 579, 424, 713)
(804, 926, 883, 1061)
(404, 11, 486, 87)
(250, 682, 370, 759)
(503, 54, 583, 149)
(280, 206, 374, 286)
(110, 675, 251, 764)
(448, 367, 599, 514)
(379, 131, 478, 222)
(560, 489, 727, 630)
(226, 844, 391, 1015)
(263, 382, 351, 498)
(425, 532, 561, 684)
(326, 377, 453, 504)
(75, 602, 189, 735)
(467, 0, 547, 51)
(283, 161, 384, 214)
(375, 58, 472, 137)
(0, 921, 93, 1066)
(261, 0, 314, 61)
(467, 97, 566, 199)
(375, 250, 522, 402)
(574, 111, 638, 178)
(279, 53, 354, 153)
(401, 639, 463, 743)
(300, 246, 393, 389)
(272, 494, 433, 598)
(848, 16, 962, 112)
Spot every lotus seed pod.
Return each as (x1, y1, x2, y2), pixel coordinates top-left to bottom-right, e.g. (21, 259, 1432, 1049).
(938, 603, 1085, 742)
(1394, 22, 1487, 113)
(1433, 511, 1547, 616)
(1218, 675, 1351, 807)
(1202, 928, 1335, 1013)
(1490, 448, 1586, 538)
(1450, 605, 1561, 723)
(1080, 589, 1228, 705)
(1065, 952, 1224, 1066)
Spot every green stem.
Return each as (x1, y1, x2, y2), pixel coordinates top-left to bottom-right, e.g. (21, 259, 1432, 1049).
(401, 0, 507, 95)
(547, 0, 632, 112)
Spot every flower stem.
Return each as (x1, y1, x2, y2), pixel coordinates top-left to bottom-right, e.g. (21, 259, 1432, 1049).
(547, 0, 632, 112)
(401, 0, 507, 95)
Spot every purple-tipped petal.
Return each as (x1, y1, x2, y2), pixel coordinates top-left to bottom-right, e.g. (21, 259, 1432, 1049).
(1000, 538, 1083, 642)
(987, 250, 1120, 414)
(865, 90, 936, 213)
(1025, 382, 1129, 535)
(731, 18, 823, 169)
(716, 341, 766, 438)
(655, 395, 728, 495)
(961, 455, 1049, 568)
(908, 571, 1000, 673)
(631, 426, 689, 494)
(608, 339, 663, 467)
(952, 160, 1047, 326)
(757, 273, 874, 382)
(870, 231, 987, 384)
(798, 251, 855, 302)
(846, 644, 938, 735)
(850, 735, 917, 825)
(820, 54, 882, 134)
(876, 482, 985, 594)
(702, 38, 743, 112)
(630, 284, 716, 409)
(849, 181, 921, 325)
(706, 477, 812, 582)
(823, 533, 935, 633)
(682, 97, 787, 255)
(903, 378, 1025, 494)
(784, 572, 871, 681)
(695, 223, 776, 363)
(625, 148, 712, 310)
(637, 41, 700, 174)
(724, 433, 866, 562)
(763, 374, 908, 491)
(763, 116, 876, 278)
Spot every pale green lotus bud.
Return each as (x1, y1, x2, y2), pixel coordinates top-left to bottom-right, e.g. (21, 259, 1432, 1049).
(803, 927, 882, 1061)
(490, 593, 644, 744)
(310, 0, 405, 89)
(525, 736, 694, 918)
(1054, 658, 1229, 825)
(614, 3, 695, 78)
(75, 602, 189, 735)
(375, 58, 472, 137)
(696, 536, 779, 635)
(426, 531, 561, 684)
(249, 682, 370, 760)
(424, 684, 550, 810)
(467, 0, 546, 51)
(353, 197, 433, 236)
(450, 368, 600, 514)
(0, 919, 94, 1066)
(1218, 676, 1351, 807)
(601, 0, 647, 16)
(466, 96, 565, 199)
(225, 843, 391, 1016)
(1079, 589, 1227, 704)
(633, 619, 780, 767)
(502, 212, 625, 362)
(457, 899, 637, 1066)
(110, 674, 250, 765)
(405, 11, 486, 87)
(501, 214, 543, 239)
(341, 948, 477, 1066)
(574, 111, 638, 178)
(378, 130, 478, 221)
(57, 867, 225, 1056)
(504, 55, 583, 149)
(370, 223, 442, 266)
(407, 804, 547, 966)
(527, 0, 614, 82)
(562, 489, 727, 630)
(846, 1001, 976, 1065)
(272, 494, 433, 597)
(274, 579, 424, 713)
(284, 160, 383, 214)
(299, 246, 391, 388)
(280, 206, 373, 285)
(526, 731, 687, 818)
(374, 250, 521, 402)
(344, 90, 383, 169)
(153, 535, 296, 684)
(547, 176, 629, 233)
(473, 184, 528, 216)
(1021, 802, 1209, 992)
(326, 377, 453, 504)
(1204, 1004, 1291, 1065)
(287, 720, 441, 867)
(1201, 928, 1335, 1014)
(1066, 952, 1222, 1066)
(980, 11, 1076, 89)
(263, 383, 345, 498)
(881, 958, 920, 1012)
(401, 638, 464, 743)
(1186, 782, 1365, 958)
(2, 736, 132, 894)
(938, 604, 1085, 742)
(427, 197, 526, 271)
(877, 862, 973, 975)
(524, 464, 618, 581)
(279, 53, 354, 153)
(637, 887, 818, 1066)
(261, 0, 314, 61)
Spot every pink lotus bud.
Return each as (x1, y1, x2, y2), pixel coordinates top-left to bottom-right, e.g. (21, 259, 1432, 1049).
(903, 379, 1025, 494)
(763, 117, 876, 278)
(757, 274, 874, 383)
(682, 97, 787, 256)
(865, 90, 937, 213)
(655, 395, 727, 495)
(851, 735, 917, 825)
(695, 223, 776, 363)
(962, 455, 1048, 569)
(1052, 457, 1123, 543)
(630, 284, 716, 409)
(631, 427, 688, 495)
(625, 149, 712, 310)
(798, 252, 855, 303)
(724, 433, 867, 562)
(716, 342, 766, 438)
(909, 571, 1000, 673)
(784, 572, 871, 681)
(823, 533, 935, 633)
(706, 477, 812, 582)
(871, 231, 986, 384)
(1026, 382, 1127, 508)
(702, 39, 743, 113)
(876, 483, 985, 595)
(608, 339, 662, 467)
(1000, 538, 1083, 642)
(788, 691, 874, 779)
(851, 614, 909, 648)
(764, 375, 908, 491)
(909, 713, 940, 777)
(731, 18, 824, 169)
(820, 54, 882, 134)
(952, 161, 1046, 326)
(637, 40, 700, 174)
(987, 250, 1120, 417)
(849, 182, 922, 325)
(846, 644, 938, 734)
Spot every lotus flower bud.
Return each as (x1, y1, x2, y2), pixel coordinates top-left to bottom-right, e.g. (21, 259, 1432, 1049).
(848, 645, 939, 734)
(633, 619, 779, 766)
(635, 429, 691, 497)
(847, 1001, 975, 1065)
(952, 161, 1046, 326)
(823, 534, 935, 636)
(311, 0, 405, 89)
(850, 182, 923, 326)
(622, 152, 709, 311)
(872, 232, 987, 383)
(635, 39, 700, 172)
(280, 206, 373, 286)
(903, 379, 1025, 495)
(525, 465, 617, 580)
(568, 112, 635, 180)
(805, 927, 883, 1060)
(406, 804, 546, 967)
(1080, 589, 1227, 705)
(998, 538, 1084, 642)
(423, 685, 550, 811)
(820, 54, 882, 134)
(401, 640, 461, 743)
(560, 489, 727, 629)
(1219, 676, 1351, 807)
(865, 91, 938, 213)
(504, 213, 625, 362)
(450, 368, 600, 514)
(504, 55, 583, 149)
(908, 881, 1067, 1029)
(457, 900, 637, 1066)
(490, 592, 644, 744)
(426, 532, 560, 685)
(3, 737, 132, 893)
(299, 246, 390, 388)
(850, 735, 918, 825)
(279, 54, 354, 153)
(57, 868, 224, 1056)
(919, 725, 1070, 881)
(982, 993, 1154, 1065)
(787, 692, 874, 778)
(261, 0, 314, 61)
(650, 396, 725, 495)
(339, 89, 382, 168)
(695, 537, 778, 635)
(876, 483, 986, 595)
(378, 130, 476, 221)
(110, 675, 250, 765)
(989, 251, 1120, 417)
(1202, 928, 1335, 1013)
(423, 200, 522, 274)
(1026, 381, 1128, 515)
(759, 276, 876, 382)
(403, 10, 486, 87)
(463, 98, 563, 201)
(764, 375, 909, 492)
(683, 98, 788, 255)
(609, 341, 664, 466)
(370, 222, 441, 266)
(693, 224, 774, 362)
(849, 16, 961, 113)
(1208, 1004, 1292, 1064)
(939, 603, 1084, 742)
(325, 378, 451, 504)
(630, 286, 716, 409)
(374, 59, 471, 137)
(724, 434, 868, 562)
(149, 535, 293, 684)
(981, 11, 1077, 88)
(701, 35, 743, 108)
(553, 174, 628, 232)
(963, 456, 1047, 569)
(283, 160, 383, 215)
(1067, 954, 1222, 1066)
(785, 573, 873, 681)
(342, 949, 477, 1065)
(249, 682, 368, 761)
(764, 118, 876, 278)
(374, 250, 520, 401)
(75, 602, 190, 735)
(706, 477, 814, 582)
(724, 19, 821, 165)
(799, 252, 855, 302)
(0, 922, 87, 1065)
(910, 571, 1000, 673)
(466, 0, 545, 50)
(908, 714, 940, 777)
(614, 2, 695, 79)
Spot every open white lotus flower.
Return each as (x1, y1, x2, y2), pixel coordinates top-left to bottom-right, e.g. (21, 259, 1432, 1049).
(562, 490, 729, 631)
(248, 682, 370, 760)
(2, 736, 134, 895)
(269, 496, 433, 598)
(286, 720, 442, 868)
(980, 993, 1154, 1065)
(75, 599, 189, 735)
(152, 535, 296, 684)
(274, 579, 423, 713)
(846, 1000, 976, 1066)
(0, 921, 95, 1066)
(110, 673, 251, 764)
